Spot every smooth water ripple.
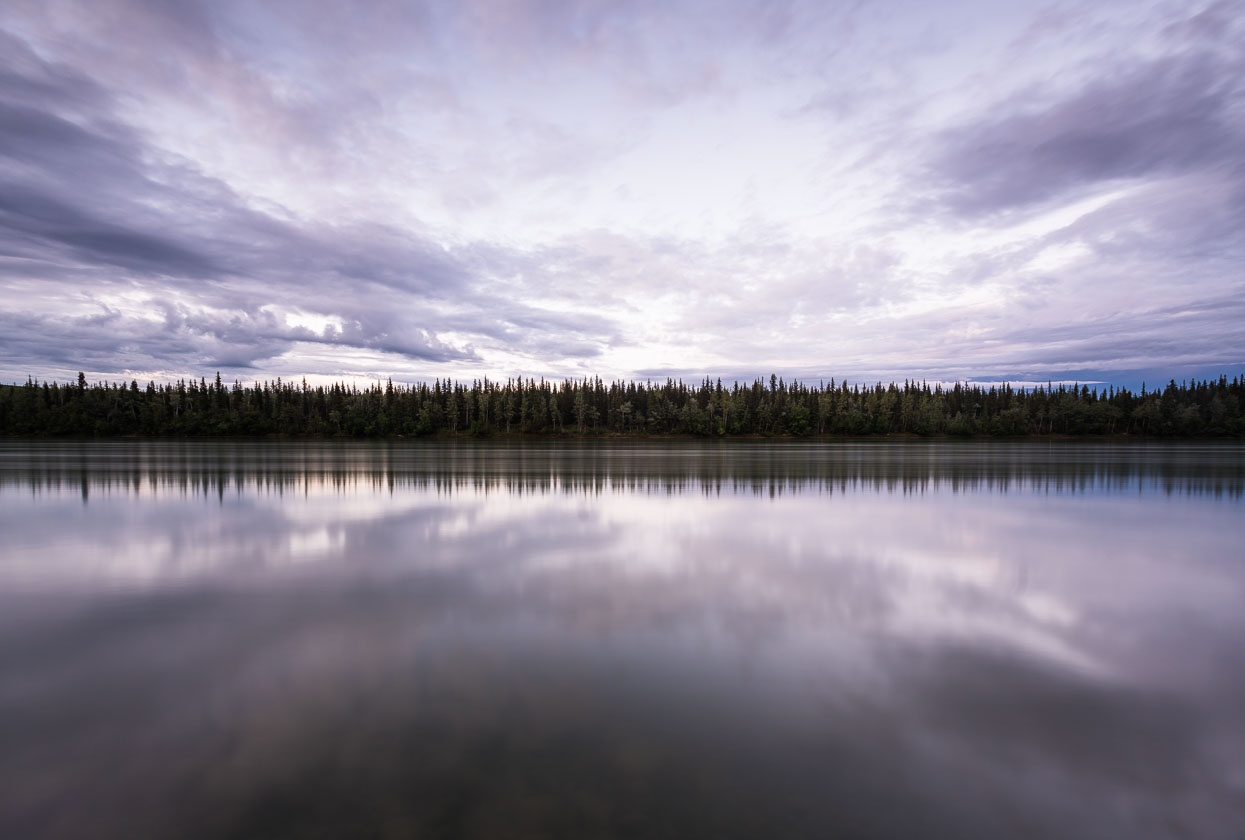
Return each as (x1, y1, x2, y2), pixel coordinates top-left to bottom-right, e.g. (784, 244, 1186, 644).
(1, 440, 1242, 839)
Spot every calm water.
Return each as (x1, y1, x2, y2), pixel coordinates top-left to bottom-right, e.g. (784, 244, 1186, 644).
(1, 440, 1243, 839)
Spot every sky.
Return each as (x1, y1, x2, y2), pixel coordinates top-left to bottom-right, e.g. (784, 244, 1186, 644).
(1, 0, 1243, 389)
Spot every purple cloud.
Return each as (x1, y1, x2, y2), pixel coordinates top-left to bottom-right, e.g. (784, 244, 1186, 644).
(0, 0, 1241, 386)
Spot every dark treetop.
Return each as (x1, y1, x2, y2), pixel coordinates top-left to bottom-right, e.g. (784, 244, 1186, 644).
(2, 372, 1243, 438)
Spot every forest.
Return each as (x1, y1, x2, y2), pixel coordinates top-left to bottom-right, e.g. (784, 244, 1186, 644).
(1, 372, 1242, 438)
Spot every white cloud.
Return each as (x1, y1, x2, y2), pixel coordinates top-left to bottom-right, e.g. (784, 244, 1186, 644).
(0, 0, 1242, 386)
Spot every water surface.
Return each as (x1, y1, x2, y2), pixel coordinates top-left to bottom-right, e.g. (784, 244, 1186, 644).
(1, 440, 1243, 838)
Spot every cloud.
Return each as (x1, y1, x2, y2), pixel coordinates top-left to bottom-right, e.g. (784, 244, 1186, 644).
(925, 10, 1245, 219)
(0, 182, 222, 278)
(0, 0, 1243, 386)
(0, 18, 627, 381)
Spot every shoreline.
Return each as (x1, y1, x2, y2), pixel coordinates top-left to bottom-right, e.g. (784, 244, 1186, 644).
(3, 431, 1239, 442)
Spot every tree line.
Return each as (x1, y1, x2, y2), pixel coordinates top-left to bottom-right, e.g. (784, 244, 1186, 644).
(1, 371, 1242, 437)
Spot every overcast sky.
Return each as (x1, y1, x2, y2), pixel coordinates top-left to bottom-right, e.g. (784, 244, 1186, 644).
(1, 0, 1242, 388)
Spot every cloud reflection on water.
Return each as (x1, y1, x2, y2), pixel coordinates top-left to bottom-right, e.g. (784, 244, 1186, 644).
(0, 441, 1242, 838)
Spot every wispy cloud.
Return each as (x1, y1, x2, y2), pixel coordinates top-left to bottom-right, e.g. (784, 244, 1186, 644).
(0, 0, 1242, 385)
